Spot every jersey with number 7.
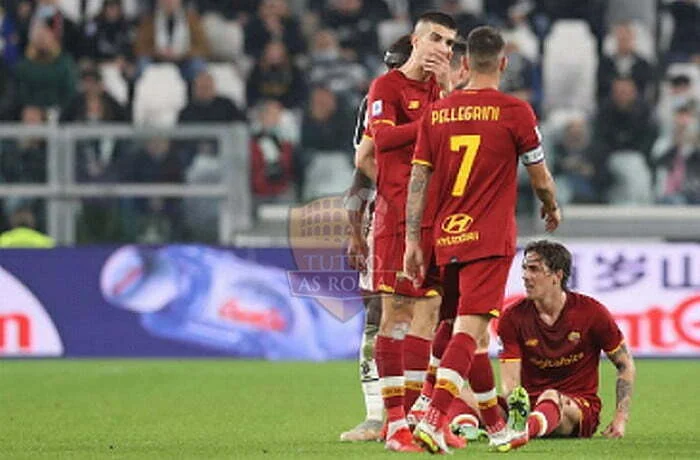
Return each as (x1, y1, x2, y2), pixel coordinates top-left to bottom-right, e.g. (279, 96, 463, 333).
(412, 88, 544, 266)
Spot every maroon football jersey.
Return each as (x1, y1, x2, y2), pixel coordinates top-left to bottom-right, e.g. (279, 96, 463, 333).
(413, 88, 543, 266)
(497, 292, 625, 406)
(366, 69, 441, 235)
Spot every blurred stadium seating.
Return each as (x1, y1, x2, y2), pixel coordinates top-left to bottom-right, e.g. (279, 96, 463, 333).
(0, 0, 698, 245)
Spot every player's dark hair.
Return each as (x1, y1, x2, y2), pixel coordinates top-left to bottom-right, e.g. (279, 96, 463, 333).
(384, 34, 412, 69)
(466, 25, 506, 73)
(524, 240, 572, 290)
(417, 11, 458, 31)
(450, 37, 467, 70)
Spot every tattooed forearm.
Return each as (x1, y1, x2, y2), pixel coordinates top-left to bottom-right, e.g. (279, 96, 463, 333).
(405, 164, 431, 242)
(616, 378, 633, 415)
(608, 343, 635, 417)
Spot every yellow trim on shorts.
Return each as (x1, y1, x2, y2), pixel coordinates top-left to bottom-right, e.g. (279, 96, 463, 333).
(362, 133, 373, 140)
(489, 308, 501, 318)
(377, 284, 395, 294)
(425, 289, 440, 297)
(412, 159, 433, 168)
(499, 358, 522, 363)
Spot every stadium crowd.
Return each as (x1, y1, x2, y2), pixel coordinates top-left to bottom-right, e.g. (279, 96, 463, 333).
(0, 0, 698, 241)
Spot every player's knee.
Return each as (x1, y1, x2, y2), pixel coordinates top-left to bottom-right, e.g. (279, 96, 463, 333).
(537, 389, 563, 410)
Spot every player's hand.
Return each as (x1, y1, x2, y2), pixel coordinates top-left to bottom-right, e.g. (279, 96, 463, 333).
(601, 413, 626, 438)
(540, 204, 561, 232)
(347, 235, 368, 272)
(403, 241, 425, 288)
(422, 50, 451, 92)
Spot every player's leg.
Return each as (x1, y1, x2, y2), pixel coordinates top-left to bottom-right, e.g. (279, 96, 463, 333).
(414, 312, 492, 453)
(373, 233, 422, 451)
(527, 389, 577, 438)
(403, 294, 439, 415)
(467, 328, 507, 436)
(339, 293, 383, 442)
(408, 319, 452, 424)
(408, 262, 458, 423)
(376, 293, 421, 451)
(403, 234, 441, 415)
(414, 258, 516, 453)
(449, 386, 489, 441)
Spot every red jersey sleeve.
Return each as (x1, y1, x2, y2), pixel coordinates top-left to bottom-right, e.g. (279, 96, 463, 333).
(497, 308, 522, 361)
(412, 111, 434, 169)
(367, 76, 419, 151)
(590, 300, 625, 354)
(513, 102, 545, 166)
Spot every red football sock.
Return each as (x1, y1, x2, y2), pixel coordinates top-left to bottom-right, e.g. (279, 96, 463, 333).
(469, 352, 506, 433)
(403, 334, 430, 412)
(528, 399, 561, 438)
(420, 321, 452, 400)
(375, 335, 405, 420)
(431, 333, 477, 417)
(446, 396, 480, 424)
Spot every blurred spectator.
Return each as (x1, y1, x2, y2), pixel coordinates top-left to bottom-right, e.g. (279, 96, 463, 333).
(501, 40, 534, 104)
(178, 72, 246, 123)
(534, 0, 605, 44)
(307, 29, 368, 107)
(247, 40, 306, 110)
(0, 106, 47, 184)
(551, 117, 598, 203)
(597, 22, 653, 102)
(501, 0, 538, 62)
(1, 0, 35, 67)
(657, 74, 699, 137)
(80, 0, 134, 64)
(118, 137, 184, 242)
(134, 0, 209, 82)
(14, 24, 77, 112)
(653, 105, 700, 204)
(300, 86, 352, 154)
(250, 100, 295, 198)
(593, 77, 657, 198)
(183, 140, 220, 242)
(321, 0, 385, 68)
(178, 71, 246, 165)
(666, 0, 700, 63)
(61, 67, 129, 122)
(439, 0, 484, 38)
(31, 0, 82, 58)
(0, 205, 54, 248)
(605, 0, 656, 34)
(244, 0, 305, 60)
(67, 74, 130, 244)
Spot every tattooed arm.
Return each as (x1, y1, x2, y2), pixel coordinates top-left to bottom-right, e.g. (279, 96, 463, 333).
(602, 343, 636, 438)
(403, 163, 432, 283)
(405, 163, 431, 243)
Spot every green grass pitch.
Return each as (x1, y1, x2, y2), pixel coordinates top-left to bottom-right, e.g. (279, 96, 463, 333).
(2, 359, 699, 459)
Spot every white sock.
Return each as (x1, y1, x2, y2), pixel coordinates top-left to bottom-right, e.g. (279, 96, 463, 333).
(360, 331, 383, 421)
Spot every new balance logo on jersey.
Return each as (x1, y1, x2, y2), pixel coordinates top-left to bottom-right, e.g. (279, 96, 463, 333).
(408, 100, 420, 110)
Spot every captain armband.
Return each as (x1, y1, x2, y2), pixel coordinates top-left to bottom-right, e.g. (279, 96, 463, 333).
(521, 145, 545, 166)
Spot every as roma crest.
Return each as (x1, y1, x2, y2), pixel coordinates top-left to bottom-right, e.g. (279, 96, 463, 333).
(287, 196, 365, 321)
